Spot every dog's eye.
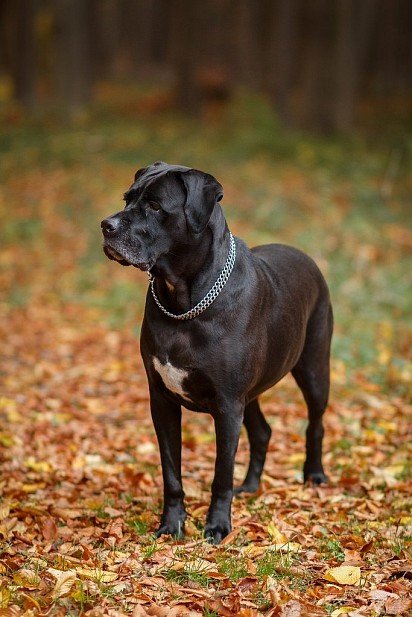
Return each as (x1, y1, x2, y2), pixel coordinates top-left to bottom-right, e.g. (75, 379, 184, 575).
(148, 201, 161, 211)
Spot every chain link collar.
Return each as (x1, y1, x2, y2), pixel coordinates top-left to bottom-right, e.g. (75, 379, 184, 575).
(147, 232, 236, 320)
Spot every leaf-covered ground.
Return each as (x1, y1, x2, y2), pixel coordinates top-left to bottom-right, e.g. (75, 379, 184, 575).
(0, 92, 411, 615)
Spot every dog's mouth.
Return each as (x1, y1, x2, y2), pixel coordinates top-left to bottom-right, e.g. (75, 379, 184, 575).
(103, 244, 151, 271)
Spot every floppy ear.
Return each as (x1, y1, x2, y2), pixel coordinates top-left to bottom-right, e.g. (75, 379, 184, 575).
(135, 161, 167, 181)
(180, 170, 223, 234)
(134, 166, 148, 181)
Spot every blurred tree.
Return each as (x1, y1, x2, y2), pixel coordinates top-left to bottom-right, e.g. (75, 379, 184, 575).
(335, 0, 358, 131)
(264, 0, 300, 126)
(171, 0, 201, 113)
(300, 0, 335, 132)
(54, 0, 92, 114)
(2, 0, 37, 107)
(231, 0, 262, 90)
(1, 0, 410, 132)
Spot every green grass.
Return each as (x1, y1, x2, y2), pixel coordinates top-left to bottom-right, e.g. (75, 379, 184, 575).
(166, 566, 211, 588)
(319, 536, 346, 563)
(216, 552, 249, 582)
(127, 518, 149, 535)
(1, 90, 411, 389)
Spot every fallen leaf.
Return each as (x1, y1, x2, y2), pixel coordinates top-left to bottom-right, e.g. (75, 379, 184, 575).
(13, 569, 41, 590)
(42, 517, 58, 542)
(281, 600, 302, 616)
(76, 567, 118, 583)
(50, 570, 77, 599)
(267, 523, 288, 543)
(324, 566, 361, 585)
(385, 597, 412, 615)
(330, 608, 357, 617)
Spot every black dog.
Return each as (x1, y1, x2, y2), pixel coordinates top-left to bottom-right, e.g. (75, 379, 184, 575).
(101, 161, 333, 543)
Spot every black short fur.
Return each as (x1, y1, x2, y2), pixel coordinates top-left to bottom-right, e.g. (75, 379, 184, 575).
(101, 161, 333, 544)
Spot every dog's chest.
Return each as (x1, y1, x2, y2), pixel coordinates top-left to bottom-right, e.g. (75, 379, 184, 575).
(152, 356, 192, 402)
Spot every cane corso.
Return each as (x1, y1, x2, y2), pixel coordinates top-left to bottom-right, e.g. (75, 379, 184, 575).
(101, 161, 333, 543)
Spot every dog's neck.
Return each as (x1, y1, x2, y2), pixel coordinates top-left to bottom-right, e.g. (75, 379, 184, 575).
(151, 206, 230, 313)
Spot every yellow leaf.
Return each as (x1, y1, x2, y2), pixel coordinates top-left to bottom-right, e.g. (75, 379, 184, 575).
(363, 429, 384, 443)
(0, 433, 14, 447)
(268, 542, 301, 553)
(267, 523, 288, 543)
(400, 516, 412, 525)
(13, 569, 42, 589)
(242, 545, 265, 558)
(287, 453, 305, 464)
(0, 502, 10, 520)
(324, 566, 361, 585)
(0, 587, 11, 608)
(0, 397, 15, 410)
(24, 457, 52, 473)
(51, 570, 77, 599)
(377, 421, 396, 432)
(331, 608, 357, 617)
(21, 483, 45, 493)
(384, 464, 405, 477)
(185, 557, 217, 572)
(76, 567, 118, 583)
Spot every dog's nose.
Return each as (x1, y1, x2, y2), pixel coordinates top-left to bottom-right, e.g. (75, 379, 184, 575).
(101, 217, 119, 235)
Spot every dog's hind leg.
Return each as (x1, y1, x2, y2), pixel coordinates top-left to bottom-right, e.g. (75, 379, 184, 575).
(235, 398, 272, 494)
(292, 301, 333, 485)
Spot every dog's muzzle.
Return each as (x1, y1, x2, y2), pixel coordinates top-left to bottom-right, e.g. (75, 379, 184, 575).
(101, 218, 150, 270)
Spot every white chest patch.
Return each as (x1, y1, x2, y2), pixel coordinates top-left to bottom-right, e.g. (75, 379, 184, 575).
(153, 357, 192, 402)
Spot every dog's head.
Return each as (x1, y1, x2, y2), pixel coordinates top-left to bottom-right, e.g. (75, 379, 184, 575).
(101, 161, 223, 270)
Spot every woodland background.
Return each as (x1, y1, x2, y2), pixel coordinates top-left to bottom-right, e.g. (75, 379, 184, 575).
(0, 1, 411, 616)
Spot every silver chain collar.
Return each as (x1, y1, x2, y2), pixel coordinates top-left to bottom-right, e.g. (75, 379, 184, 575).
(147, 232, 236, 321)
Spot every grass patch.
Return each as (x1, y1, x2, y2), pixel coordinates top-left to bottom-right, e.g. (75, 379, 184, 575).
(216, 552, 249, 582)
(319, 536, 345, 563)
(166, 566, 211, 588)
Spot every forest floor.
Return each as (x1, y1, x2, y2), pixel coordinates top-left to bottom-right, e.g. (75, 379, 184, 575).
(0, 91, 411, 615)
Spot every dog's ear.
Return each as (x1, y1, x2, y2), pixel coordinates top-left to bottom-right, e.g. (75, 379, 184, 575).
(134, 166, 148, 181)
(135, 161, 166, 180)
(180, 170, 223, 234)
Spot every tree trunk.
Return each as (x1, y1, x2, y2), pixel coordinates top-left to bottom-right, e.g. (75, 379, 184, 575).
(230, 0, 262, 90)
(11, 0, 36, 107)
(334, 0, 358, 131)
(299, 0, 335, 133)
(55, 0, 93, 114)
(265, 0, 300, 126)
(172, 0, 201, 114)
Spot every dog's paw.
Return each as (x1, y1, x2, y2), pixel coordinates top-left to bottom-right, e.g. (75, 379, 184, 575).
(155, 516, 186, 539)
(234, 482, 259, 495)
(304, 471, 328, 485)
(204, 521, 231, 544)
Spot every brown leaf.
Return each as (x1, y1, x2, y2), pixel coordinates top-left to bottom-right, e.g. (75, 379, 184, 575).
(42, 517, 58, 542)
(132, 607, 148, 617)
(105, 518, 123, 539)
(385, 597, 412, 615)
(0, 607, 23, 617)
(53, 508, 83, 520)
(281, 601, 302, 617)
(145, 606, 169, 617)
(13, 569, 41, 590)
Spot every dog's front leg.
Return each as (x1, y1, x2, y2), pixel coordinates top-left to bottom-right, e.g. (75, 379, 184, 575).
(149, 388, 187, 538)
(205, 403, 244, 544)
